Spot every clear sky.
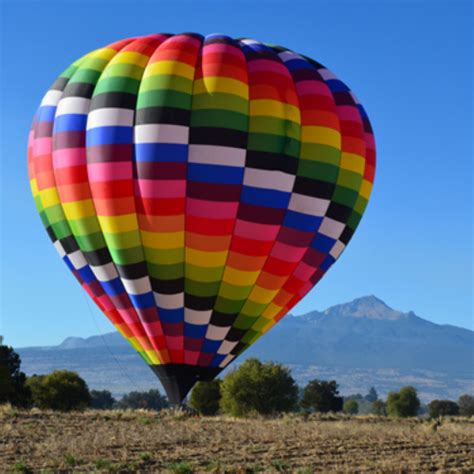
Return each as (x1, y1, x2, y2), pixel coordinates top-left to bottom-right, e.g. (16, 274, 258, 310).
(0, 0, 472, 348)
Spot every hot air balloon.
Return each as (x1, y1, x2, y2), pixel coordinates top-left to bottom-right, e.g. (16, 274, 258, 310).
(28, 33, 376, 404)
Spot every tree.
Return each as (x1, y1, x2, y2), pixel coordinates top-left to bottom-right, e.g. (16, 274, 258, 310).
(27, 370, 90, 411)
(386, 386, 420, 417)
(190, 380, 221, 416)
(343, 399, 359, 415)
(300, 380, 343, 413)
(371, 400, 387, 416)
(90, 390, 116, 409)
(0, 345, 31, 407)
(365, 387, 378, 402)
(220, 359, 298, 416)
(428, 400, 459, 418)
(118, 389, 168, 411)
(458, 395, 474, 417)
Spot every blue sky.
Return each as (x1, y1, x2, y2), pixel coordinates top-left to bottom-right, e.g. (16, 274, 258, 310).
(1, 0, 472, 348)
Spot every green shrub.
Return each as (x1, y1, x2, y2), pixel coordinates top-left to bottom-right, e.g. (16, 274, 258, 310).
(90, 390, 116, 409)
(301, 380, 343, 413)
(386, 386, 420, 417)
(428, 400, 459, 418)
(118, 389, 168, 411)
(458, 394, 474, 416)
(220, 359, 298, 416)
(26, 370, 90, 411)
(343, 399, 359, 415)
(190, 380, 221, 415)
(371, 399, 387, 416)
(0, 345, 31, 408)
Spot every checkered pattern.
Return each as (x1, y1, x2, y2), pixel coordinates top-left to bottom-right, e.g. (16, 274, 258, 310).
(28, 33, 376, 374)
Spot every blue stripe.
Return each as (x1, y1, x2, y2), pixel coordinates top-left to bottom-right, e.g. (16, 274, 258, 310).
(54, 114, 87, 133)
(135, 143, 188, 162)
(77, 265, 95, 284)
(101, 278, 124, 296)
(38, 106, 56, 122)
(201, 339, 221, 353)
(129, 292, 155, 309)
(320, 255, 335, 271)
(63, 256, 75, 272)
(184, 323, 207, 338)
(87, 126, 133, 146)
(210, 354, 226, 367)
(311, 233, 335, 253)
(285, 59, 314, 71)
(240, 186, 290, 208)
(283, 211, 322, 232)
(188, 163, 244, 184)
(326, 79, 350, 93)
(158, 308, 183, 324)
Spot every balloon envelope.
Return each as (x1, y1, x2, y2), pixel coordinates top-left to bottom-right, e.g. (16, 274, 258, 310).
(28, 33, 376, 403)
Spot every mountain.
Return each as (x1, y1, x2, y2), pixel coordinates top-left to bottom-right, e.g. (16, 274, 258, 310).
(15, 296, 474, 401)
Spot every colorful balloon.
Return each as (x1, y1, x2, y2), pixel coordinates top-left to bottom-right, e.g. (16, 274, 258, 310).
(28, 33, 376, 403)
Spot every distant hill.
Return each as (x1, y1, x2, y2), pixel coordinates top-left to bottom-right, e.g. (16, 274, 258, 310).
(16, 296, 474, 401)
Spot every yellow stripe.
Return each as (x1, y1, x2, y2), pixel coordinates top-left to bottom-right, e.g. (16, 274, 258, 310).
(86, 47, 117, 61)
(40, 188, 60, 208)
(145, 351, 161, 365)
(98, 214, 138, 233)
(186, 248, 228, 267)
(194, 77, 248, 99)
(62, 199, 96, 220)
(245, 287, 279, 305)
(223, 267, 259, 286)
(340, 152, 365, 175)
(142, 231, 185, 249)
(359, 179, 373, 200)
(30, 179, 39, 196)
(302, 126, 341, 148)
(261, 302, 283, 319)
(144, 61, 195, 80)
(111, 51, 149, 68)
(250, 99, 300, 122)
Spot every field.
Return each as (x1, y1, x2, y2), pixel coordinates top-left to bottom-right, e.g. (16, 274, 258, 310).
(1, 407, 473, 473)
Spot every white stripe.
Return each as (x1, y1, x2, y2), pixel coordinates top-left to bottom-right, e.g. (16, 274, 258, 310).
(243, 168, 295, 192)
(319, 217, 345, 239)
(87, 108, 134, 129)
(217, 340, 238, 355)
(68, 250, 87, 270)
(53, 241, 66, 258)
(134, 124, 189, 144)
(41, 90, 62, 107)
(240, 39, 260, 45)
(56, 97, 90, 116)
(121, 276, 152, 295)
(188, 145, 246, 167)
(330, 240, 345, 259)
(219, 354, 235, 367)
(184, 309, 212, 325)
(289, 194, 330, 216)
(154, 292, 184, 309)
(278, 51, 301, 62)
(206, 325, 230, 341)
(320, 68, 338, 80)
(90, 262, 118, 282)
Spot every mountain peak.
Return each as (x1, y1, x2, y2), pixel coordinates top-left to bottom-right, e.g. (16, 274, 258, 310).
(322, 295, 407, 320)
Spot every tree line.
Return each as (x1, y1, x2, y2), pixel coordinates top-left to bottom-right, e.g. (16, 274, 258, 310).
(1, 345, 473, 419)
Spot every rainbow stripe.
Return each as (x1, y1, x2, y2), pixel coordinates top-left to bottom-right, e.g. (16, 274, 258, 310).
(29, 33, 376, 373)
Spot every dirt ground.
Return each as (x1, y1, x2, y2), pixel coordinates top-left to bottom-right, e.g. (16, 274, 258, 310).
(0, 407, 473, 473)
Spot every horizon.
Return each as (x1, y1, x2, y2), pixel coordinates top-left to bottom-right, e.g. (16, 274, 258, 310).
(1, 1, 472, 347)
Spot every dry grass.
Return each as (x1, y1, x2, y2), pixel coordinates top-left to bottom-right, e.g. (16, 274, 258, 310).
(0, 406, 473, 473)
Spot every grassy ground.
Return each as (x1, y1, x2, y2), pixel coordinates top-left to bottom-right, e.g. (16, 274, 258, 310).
(1, 406, 473, 473)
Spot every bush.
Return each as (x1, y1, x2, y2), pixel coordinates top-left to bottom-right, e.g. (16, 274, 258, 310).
(365, 387, 378, 402)
(27, 370, 90, 411)
(371, 400, 387, 416)
(301, 380, 343, 413)
(90, 390, 116, 409)
(190, 380, 221, 415)
(386, 386, 420, 417)
(428, 400, 459, 418)
(457, 394, 474, 417)
(220, 359, 298, 416)
(343, 399, 359, 415)
(0, 345, 31, 407)
(118, 389, 168, 411)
